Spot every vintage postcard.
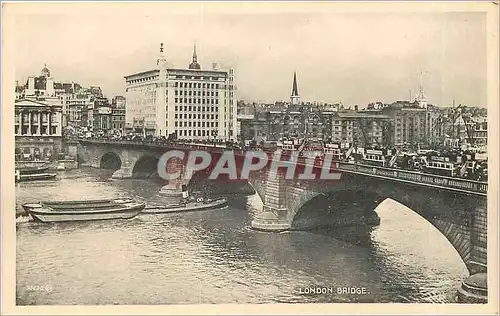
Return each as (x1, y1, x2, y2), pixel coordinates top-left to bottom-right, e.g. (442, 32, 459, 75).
(1, 1, 498, 315)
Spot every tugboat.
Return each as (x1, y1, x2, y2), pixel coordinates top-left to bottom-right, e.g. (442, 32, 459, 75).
(143, 192, 227, 214)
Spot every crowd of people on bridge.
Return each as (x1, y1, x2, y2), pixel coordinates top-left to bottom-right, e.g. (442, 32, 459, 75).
(74, 128, 488, 183)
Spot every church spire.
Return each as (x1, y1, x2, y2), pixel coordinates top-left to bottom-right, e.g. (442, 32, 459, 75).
(292, 71, 299, 96)
(189, 42, 201, 70)
(290, 71, 300, 105)
(193, 42, 198, 62)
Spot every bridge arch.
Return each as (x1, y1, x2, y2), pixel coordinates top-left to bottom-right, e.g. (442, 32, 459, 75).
(132, 154, 160, 178)
(186, 166, 264, 204)
(290, 190, 382, 230)
(283, 176, 484, 271)
(100, 152, 122, 170)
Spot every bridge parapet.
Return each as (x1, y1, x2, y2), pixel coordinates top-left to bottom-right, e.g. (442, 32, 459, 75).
(334, 162, 487, 196)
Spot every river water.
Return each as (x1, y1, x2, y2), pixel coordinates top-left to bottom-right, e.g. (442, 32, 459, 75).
(16, 168, 467, 305)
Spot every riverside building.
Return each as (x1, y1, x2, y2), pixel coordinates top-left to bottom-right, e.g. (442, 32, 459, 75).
(124, 43, 237, 141)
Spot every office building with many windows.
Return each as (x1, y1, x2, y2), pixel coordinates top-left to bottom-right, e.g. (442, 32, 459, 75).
(124, 43, 237, 141)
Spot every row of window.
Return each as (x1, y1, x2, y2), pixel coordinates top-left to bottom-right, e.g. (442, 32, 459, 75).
(177, 129, 216, 137)
(174, 113, 219, 120)
(175, 82, 220, 89)
(175, 121, 219, 128)
(365, 154, 385, 161)
(16, 125, 59, 136)
(128, 76, 158, 84)
(427, 162, 454, 170)
(174, 98, 219, 105)
(175, 90, 218, 97)
(175, 106, 219, 112)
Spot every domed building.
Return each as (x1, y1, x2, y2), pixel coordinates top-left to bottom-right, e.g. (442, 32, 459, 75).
(41, 64, 51, 78)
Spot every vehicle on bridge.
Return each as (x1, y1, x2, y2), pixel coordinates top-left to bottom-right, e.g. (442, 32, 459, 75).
(323, 142, 350, 161)
(361, 147, 396, 168)
(421, 152, 463, 177)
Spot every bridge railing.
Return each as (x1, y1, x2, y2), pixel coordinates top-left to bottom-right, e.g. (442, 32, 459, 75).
(335, 161, 487, 195)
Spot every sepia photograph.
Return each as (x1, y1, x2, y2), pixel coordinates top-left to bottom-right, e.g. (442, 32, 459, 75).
(1, 1, 498, 315)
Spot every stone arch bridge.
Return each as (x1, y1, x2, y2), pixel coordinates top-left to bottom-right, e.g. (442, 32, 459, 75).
(79, 139, 488, 299)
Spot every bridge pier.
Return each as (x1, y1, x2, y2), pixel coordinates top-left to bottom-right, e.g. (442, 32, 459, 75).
(111, 155, 135, 179)
(456, 201, 488, 303)
(251, 206, 291, 232)
(159, 157, 186, 202)
(251, 171, 291, 231)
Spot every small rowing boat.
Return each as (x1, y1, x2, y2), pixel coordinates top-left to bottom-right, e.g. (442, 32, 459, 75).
(22, 198, 144, 223)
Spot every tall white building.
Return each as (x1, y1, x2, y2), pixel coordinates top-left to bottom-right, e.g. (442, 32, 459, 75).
(124, 43, 237, 141)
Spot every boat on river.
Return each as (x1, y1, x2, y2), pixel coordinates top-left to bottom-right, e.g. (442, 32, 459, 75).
(143, 197, 228, 214)
(15, 164, 56, 182)
(21, 198, 145, 223)
(16, 165, 50, 175)
(15, 172, 57, 182)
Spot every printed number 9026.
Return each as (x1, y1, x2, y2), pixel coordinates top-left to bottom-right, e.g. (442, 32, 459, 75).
(26, 285, 52, 292)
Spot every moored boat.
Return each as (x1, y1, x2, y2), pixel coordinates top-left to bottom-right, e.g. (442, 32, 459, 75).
(23, 199, 145, 223)
(15, 172, 57, 182)
(22, 198, 135, 213)
(16, 165, 50, 175)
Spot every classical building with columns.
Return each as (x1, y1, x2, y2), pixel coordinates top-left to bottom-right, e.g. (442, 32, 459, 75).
(124, 43, 237, 141)
(16, 64, 105, 128)
(14, 99, 63, 161)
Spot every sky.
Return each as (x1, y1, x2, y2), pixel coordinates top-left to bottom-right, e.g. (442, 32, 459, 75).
(12, 3, 488, 107)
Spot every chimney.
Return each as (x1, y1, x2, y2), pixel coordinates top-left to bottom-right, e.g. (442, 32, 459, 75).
(355, 105, 359, 111)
